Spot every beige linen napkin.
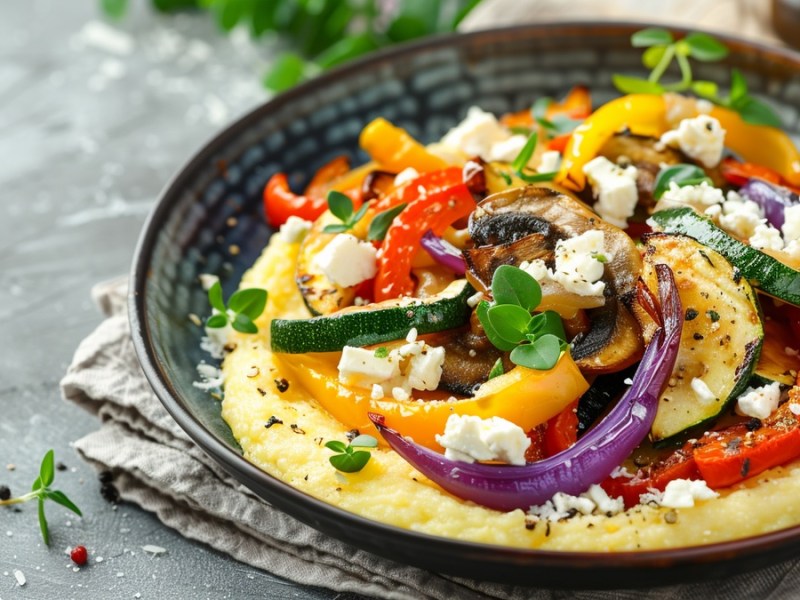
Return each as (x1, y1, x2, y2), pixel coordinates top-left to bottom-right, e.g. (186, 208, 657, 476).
(61, 1, 800, 597)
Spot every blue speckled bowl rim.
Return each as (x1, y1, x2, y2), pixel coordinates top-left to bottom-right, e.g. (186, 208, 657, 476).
(130, 22, 800, 588)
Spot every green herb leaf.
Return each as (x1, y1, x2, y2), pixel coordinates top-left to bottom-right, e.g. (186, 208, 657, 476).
(263, 52, 307, 92)
(325, 440, 348, 453)
(729, 68, 748, 103)
(527, 310, 567, 341)
(31, 476, 42, 493)
(516, 171, 557, 184)
(531, 97, 553, 121)
(330, 450, 371, 473)
(498, 170, 513, 185)
(38, 498, 49, 545)
(612, 74, 665, 95)
(40, 450, 55, 488)
(205, 314, 229, 329)
(510, 334, 564, 370)
(476, 301, 517, 352)
(374, 347, 389, 358)
(642, 45, 667, 69)
(734, 96, 782, 128)
(321, 223, 351, 234)
(631, 28, 674, 48)
(350, 434, 378, 448)
(327, 190, 354, 222)
(101, 0, 128, 20)
(491, 264, 541, 311)
(684, 32, 729, 61)
(315, 33, 380, 70)
(486, 304, 532, 345)
(232, 313, 258, 334)
(691, 80, 718, 99)
(367, 203, 407, 241)
(228, 288, 268, 320)
(487, 358, 504, 380)
(511, 131, 538, 173)
(208, 281, 226, 313)
(653, 164, 712, 199)
(45, 490, 83, 517)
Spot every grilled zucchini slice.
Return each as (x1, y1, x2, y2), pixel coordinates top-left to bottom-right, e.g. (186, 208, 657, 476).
(640, 233, 764, 441)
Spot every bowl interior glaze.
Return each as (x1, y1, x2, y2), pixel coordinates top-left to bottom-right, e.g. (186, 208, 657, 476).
(130, 23, 800, 588)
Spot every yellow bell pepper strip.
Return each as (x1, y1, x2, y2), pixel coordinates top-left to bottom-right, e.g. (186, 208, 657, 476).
(556, 94, 668, 191)
(710, 106, 800, 188)
(359, 118, 450, 173)
(556, 94, 800, 192)
(276, 351, 589, 451)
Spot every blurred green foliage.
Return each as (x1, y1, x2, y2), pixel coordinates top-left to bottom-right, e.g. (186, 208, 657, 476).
(101, 0, 483, 91)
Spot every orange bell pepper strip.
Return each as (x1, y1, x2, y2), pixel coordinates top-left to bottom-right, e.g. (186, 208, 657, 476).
(374, 183, 474, 301)
(694, 402, 800, 489)
(500, 85, 592, 129)
(359, 118, 450, 173)
(303, 155, 351, 198)
(557, 94, 800, 192)
(278, 351, 589, 450)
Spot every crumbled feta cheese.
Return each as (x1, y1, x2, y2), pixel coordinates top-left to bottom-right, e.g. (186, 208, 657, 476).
(782, 205, 800, 243)
(488, 135, 528, 163)
(200, 321, 232, 359)
(735, 381, 782, 420)
(718, 191, 764, 240)
(785, 239, 800, 260)
(690, 378, 716, 405)
(436, 414, 531, 466)
(656, 479, 719, 508)
(370, 383, 384, 400)
(528, 485, 625, 522)
(441, 106, 525, 164)
(313, 234, 377, 287)
(659, 115, 725, 168)
(193, 362, 224, 391)
(749, 223, 785, 252)
(279, 215, 312, 244)
(524, 230, 611, 297)
(405, 328, 418, 343)
(407, 346, 446, 391)
(537, 150, 561, 173)
(582, 156, 639, 228)
(610, 465, 635, 479)
(337, 346, 400, 388)
(789, 403, 800, 416)
(391, 386, 410, 401)
(394, 167, 420, 187)
(657, 181, 724, 212)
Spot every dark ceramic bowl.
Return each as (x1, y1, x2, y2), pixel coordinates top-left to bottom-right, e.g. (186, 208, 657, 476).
(130, 22, 800, 588)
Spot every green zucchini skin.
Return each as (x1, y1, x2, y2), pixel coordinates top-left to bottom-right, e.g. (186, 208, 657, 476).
(271, 280, 473, 353)
(650, 207, 800, 306)
(640, 233, 764, 441)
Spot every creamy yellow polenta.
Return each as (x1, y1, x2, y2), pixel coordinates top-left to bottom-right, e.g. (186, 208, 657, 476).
(220, 233, 800, 550)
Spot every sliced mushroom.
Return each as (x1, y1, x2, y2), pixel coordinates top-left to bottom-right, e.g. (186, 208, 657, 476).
(467, 185, 644, 374)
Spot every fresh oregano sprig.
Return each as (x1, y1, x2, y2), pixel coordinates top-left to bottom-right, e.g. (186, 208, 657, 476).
(325, 434, 378, 473)
(613, 28, 781, 127)
(476, 265, 568, 370)
(206, 280, 268, 334)
(322, 191, 370, 234)
(653, 163, 713, 199)
(367, 203, 407, 242)
(0, 450, 82, 545)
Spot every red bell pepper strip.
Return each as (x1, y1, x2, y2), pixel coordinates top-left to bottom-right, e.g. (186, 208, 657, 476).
(543, 399, 579, 456)
(263, 172, 362, 227)
(694, 402, 800, 489)
(601, 443, 701, 509)
(720, 157, 785, 187)
(372, 167, 463, 213)
(524, 424, 548, 463)
(374, 183, 474, 301)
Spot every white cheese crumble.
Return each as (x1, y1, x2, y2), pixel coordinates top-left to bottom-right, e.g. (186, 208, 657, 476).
(658, 181, 724, 212)
(522, 230, 612, 297)
(783, 205, 800, 243)
(394, 167, 420, 187)
(582, 156, 639, 228)
(313, 233, 377, 287)
(749, 223, 785, 252)
(440, 106, 531, 165)
(659, 115, 725, 168)
(690, 377, 717, 405)
(717, 190, 765, 240)
(528, 485, 624, 522)
(641, 479, 718, 508)
(435, 414, 530, 466)
(192, 362, 224, 391)
(537, 150, 561, 173)
(789, 403, 800, 416)
(337, 332, 446, 400)
(735, 381, 782, 420)
(279, 215, 312, 244)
